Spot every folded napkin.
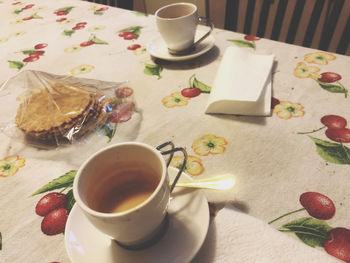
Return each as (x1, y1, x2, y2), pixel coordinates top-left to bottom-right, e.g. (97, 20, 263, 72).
(193, 206, 339, 263)
(205, 46, 274, 116)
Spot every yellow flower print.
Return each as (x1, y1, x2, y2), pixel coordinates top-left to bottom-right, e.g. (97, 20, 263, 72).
(133, 47, 147, 56)
(273, 101, 305, 120)
(62, 18, 75, 24)
(0, 155, 25, 177)
(192, 134, 228, 156)
(87, 25, 105, 32)
(169, 155, 204, 176)
(89, 4, 103, 11)
(9, 31, 26, 38)
(64, 45, 83, 53)
(162, 92, 189, 108)
(33, 6, 46, 11)
(0, 37, 8, 43)
(70, 64, 94, 75)
(10, 19, 23, 24)
(294, 62, 320, 79)
(304, 51, 336, 65)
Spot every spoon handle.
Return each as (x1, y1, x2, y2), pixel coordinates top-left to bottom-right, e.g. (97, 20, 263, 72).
(171, 174, 235, 190)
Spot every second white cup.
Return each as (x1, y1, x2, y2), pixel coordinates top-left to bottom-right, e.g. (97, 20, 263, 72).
(155, 3, 213, 55)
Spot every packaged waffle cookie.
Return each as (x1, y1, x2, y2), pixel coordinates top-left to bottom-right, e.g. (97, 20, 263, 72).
(0, 70, 137, 147)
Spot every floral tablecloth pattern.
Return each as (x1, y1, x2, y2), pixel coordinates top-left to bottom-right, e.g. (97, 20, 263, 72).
(1, 0, 350, 262)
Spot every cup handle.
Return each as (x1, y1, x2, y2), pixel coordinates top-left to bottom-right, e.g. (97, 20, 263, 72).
(156, 141, 188, 193)
(193, 16, 214, 48)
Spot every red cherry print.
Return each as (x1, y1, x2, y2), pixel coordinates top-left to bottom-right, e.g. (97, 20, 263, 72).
(118, 31, 130, 37)
(318, 72, 342, 83)
(115, 87, 134, 98)
(72, 25, 85, 30)
(325, 128, 350, 143)
(35, 192, 67, 216)
(29, 50, 45, 57)
(299, 192, 335, 220)
(111, 111, 132, 123)
(127, 44, 141, 50)
(56, 18, 67, 22)
(96, 7, 108, 12)
(80, 41, 94, 47)
(324, 227, 350, 262)
(244, 35, 261, 41)
(22, 4, 34, 10)
(124, 33, 137, 40)
(321, 115, 347, 129)
(271, 97, 280, 109)
(23, 56, 39, 62)
(110, 102, 134, 123)
(41, 208, 68, 235)
(55, 10, 68, 16)
(181, 87, 201, 98)
(34, 43, 47, 49)
(76, 22, 87, 26)
(22, 16, 33, 21)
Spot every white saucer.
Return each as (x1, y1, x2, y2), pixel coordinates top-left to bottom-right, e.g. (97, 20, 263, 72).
(65, 168, 209, 263)
(147, 29, 215, 61)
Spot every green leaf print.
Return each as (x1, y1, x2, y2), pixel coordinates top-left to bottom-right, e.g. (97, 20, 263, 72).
(227, 39, 256, 50)
(281, 217, 332, 248)
(134, 11, 148, 17)
(193, 76, 211, 93)
(21, 49, 37, 55)
(144, 64, 163, 79)
(31, 170, 77, 196)
(32, 13, 43, 19)
(99, 123, 117, 142)
(8, 60, 24, 70)
(90, 35, 108, 44)
(309, 136, 350, 164)
(56, 6, 74, 13)
(0, 232, 2, 250)
(94, 11, 103, 15)
(119, 26, 142, 38)
(62, 30, 75, 37)
(13, 9, 22, 14)
(316, 80, 348, 98)
(65, 189, 76, 212)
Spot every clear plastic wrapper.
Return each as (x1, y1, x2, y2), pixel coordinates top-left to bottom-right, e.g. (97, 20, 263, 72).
(0, 70, 137, 147)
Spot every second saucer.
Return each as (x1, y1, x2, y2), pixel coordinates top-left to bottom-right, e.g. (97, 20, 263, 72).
(147, 29, 215, 61)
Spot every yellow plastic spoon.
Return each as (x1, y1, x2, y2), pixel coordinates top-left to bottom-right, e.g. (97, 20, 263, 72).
(171, 174, 235, 190)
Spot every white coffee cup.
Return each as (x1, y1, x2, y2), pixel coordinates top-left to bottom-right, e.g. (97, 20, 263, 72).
(155, 2, 213, 55)
(73, 141, 187, 248)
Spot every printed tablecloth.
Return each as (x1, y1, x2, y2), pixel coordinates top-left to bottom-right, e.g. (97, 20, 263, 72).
(1, 0, 350, 262)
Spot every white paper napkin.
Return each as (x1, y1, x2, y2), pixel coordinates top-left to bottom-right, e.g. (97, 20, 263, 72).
(205, 46, 274, 116)
(193, 206, 339, 263)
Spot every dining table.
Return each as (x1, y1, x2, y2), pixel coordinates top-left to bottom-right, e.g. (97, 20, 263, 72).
(1, 0, 350, 262)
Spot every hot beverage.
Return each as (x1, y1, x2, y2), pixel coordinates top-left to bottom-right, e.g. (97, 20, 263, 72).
(86, 163, 160, 213)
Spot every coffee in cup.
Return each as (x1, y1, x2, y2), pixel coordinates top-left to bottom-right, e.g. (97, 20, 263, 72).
(86, 162, 160, 214)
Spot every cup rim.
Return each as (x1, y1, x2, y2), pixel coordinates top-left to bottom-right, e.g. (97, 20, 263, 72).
(155, 2, 197, 21)
(73, 142, 168, 218)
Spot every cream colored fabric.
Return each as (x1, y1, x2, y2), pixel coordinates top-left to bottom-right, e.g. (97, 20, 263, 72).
(0, 0, 349, 262)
